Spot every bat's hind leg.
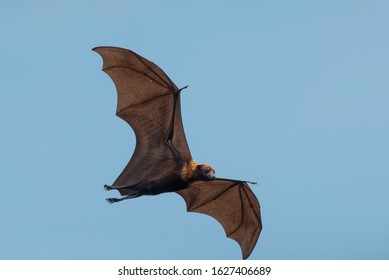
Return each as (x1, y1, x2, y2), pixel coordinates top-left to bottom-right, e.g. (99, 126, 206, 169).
(104, 184, 134, 190)
(104, 185, 114, 191)
(105, 185, 142, 203)
(106, 192, 141, 204)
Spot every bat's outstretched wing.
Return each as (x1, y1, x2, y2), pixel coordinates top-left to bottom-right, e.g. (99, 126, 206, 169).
(177, 179, 262, 259)
(93, 47, 192, 192)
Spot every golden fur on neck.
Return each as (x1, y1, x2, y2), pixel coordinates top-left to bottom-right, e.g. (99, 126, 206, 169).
(180, 160, 200, 182)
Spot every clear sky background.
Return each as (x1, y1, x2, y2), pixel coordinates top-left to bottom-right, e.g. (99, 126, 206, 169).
(1, 0, 388, 260)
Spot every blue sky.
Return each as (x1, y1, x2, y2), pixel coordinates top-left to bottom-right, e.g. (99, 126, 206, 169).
(1, 0, 388, 259)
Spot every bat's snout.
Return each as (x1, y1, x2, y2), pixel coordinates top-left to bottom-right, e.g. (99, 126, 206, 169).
(207, 170, 216, 180)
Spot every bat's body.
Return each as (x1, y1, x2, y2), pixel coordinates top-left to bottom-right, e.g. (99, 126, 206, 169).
(94, 47, 262, 259)
(105, 160, 201, 199)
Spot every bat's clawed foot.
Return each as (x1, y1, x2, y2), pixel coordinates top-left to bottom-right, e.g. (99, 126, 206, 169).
(104, 184, 114, 191)
(106, 198, 121, 204)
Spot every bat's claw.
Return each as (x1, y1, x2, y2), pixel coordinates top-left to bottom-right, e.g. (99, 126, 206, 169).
(104, 185, 114, 191)
(175, 85, 189, 94)
(246, 181, 258, 185)
(106, 198, 120, 204)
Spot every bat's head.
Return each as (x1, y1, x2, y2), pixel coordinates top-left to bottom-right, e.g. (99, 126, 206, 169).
(198, 164, 216, 181)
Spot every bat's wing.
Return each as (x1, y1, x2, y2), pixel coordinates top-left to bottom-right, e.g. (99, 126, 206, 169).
(94, 47, 192, 192)
(176, 179, 262, 259)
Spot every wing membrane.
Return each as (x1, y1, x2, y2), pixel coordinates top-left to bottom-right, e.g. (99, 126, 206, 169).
(94, 47, 192, 188)
(177, 179, 262, 259)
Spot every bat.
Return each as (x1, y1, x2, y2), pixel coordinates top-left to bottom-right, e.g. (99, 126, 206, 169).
(93, 46, 262, 259)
